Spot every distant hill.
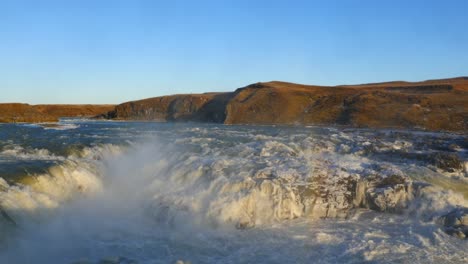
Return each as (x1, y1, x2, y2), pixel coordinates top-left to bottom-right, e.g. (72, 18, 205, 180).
(0, 104, 115, 123)
(102, 77, 468, 131)
(2, 77, 467, 132)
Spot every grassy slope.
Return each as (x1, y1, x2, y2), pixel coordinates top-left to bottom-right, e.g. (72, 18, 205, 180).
(224, 78, 468, 131)
(6, 77, 465, 131)
(0, 104, 115, 123)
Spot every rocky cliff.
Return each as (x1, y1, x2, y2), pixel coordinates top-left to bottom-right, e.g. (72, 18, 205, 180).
(103, 93, 233, 123)
(0, 104, 114, 123)
(105, 77, 468, 131)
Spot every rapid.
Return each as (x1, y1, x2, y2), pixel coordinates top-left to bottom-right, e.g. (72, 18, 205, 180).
(0, 120, 467, 263)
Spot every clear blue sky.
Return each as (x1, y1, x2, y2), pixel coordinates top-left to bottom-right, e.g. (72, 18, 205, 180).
(1, 0, 467, 104)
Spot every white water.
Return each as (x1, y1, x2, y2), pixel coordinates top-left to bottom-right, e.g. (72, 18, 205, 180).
(0, 145, 64, 161)
(0, 125, 467, 263)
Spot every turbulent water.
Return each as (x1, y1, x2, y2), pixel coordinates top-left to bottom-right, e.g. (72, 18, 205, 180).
(0, 120, 467, 263)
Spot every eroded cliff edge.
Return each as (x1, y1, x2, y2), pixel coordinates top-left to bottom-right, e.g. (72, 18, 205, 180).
(103, 77, 468, 131)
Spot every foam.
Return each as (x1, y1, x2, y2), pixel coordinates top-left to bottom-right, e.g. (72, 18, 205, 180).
(0, 145, 63, 161)
(0, 123, 467, 263)
(0, 144, 127, 225)
(41, 123, 80, 130)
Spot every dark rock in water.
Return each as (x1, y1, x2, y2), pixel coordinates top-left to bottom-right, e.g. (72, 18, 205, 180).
(375, 174, 408, 187)
(431, 153, 463, 173)
(236, 220, 254, 230)
(365, 175, 414, 212)
(439, 207, 468, 239)
(348, 173, 415, 214)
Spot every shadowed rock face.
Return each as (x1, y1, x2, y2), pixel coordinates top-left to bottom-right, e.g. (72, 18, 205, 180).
(0, 104, 114, 123)
(104, 77, 468, 131)
(104, 93, 235, 123)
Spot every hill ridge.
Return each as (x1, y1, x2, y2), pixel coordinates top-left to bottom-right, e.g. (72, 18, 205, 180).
(102, 77, 468, 131)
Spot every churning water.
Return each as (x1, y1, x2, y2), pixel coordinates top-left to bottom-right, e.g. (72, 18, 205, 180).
(0, 120, 467, 263)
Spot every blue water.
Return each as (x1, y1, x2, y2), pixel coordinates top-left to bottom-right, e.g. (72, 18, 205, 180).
(0, 120, 466, 263)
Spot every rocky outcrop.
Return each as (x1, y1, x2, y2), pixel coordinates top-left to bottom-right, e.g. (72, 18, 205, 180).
(104, 77, 468, 132)
(0, 104, 115, 123)
(439, 207, 468, 239)
(431, 153, 464, 173)
(102, 93, 233, 123)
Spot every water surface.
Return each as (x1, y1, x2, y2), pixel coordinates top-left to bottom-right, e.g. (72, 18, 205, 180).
(0, 120, 467, 263)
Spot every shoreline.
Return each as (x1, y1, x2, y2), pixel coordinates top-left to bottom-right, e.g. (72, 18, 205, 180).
(2, 77, 467, 132)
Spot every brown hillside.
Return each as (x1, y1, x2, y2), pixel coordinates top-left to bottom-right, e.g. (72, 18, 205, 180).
(106, 77, 468, 131)
(225, 78, 468, 130)
(35, 104, 115, 118)
(0, 104, 115, 123)
(0, 104, 56, 123)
